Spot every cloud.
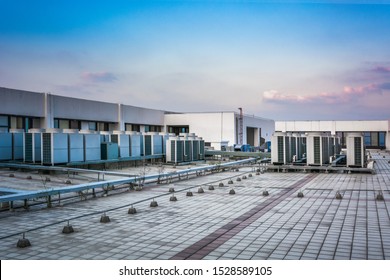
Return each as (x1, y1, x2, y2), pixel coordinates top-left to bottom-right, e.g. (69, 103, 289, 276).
(263, 82, 384, 105)
(81, 71, 117, 83)
(372, 66, 390, 74)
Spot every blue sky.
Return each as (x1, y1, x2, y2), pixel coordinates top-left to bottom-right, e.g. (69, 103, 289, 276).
(1, 0, 390, 120)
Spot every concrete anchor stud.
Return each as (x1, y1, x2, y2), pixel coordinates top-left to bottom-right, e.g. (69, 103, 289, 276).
(336, 191, 343, 199)
(376, 191, 384, 201)
(169, 187, 175, 193)
(186, 191, 193, 197)
(128, 206, 137, 214)
(248, 174, 253, 177)
(150, 199, 158, 207)
(219, 182, 224, 187)
(170, 195, 178, 202)
(208, 185, 215, 190)
(242, 175, 247, 179)
(297, 191, 304, 198)
(198, 187, 205, 193)
(100, 213, 111, 223)
(229, 189, 236, 195)
(66, 180, 72, 184)
(236, 177, 242, 182)
(256, 172, 260, 175)
(62, 221, 74, 234)
(263, 190, 269, 196)
(228, 180, 234, 184)
(17, 233, 31, 248)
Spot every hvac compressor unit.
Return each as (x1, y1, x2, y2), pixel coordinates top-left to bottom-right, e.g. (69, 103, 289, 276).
(143, 132, 163, 156)
(306, 132, 331, 166)
(101, 142, 119, 160)
(112, 131, 130, 158)
(10, 129, 24, 160)
(166, 137, 184, 164)
(183, 139, 193, 162)
(81, 131, 101, 161)
(66, 130, 84, 163)
(24, 129, 44, 163)
(0, 132, 12, 161)
(198, 137, 205, 160)
(127, 132, 143, 157)
(41, 129, 69, 165)
(346, 132, 365, 167)
(292, 133, 306, 161)
(271, 132, 287, 165)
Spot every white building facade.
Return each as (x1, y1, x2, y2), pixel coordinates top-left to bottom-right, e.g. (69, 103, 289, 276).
(275, 120, 390, 150)
(1, 87, 274, 150)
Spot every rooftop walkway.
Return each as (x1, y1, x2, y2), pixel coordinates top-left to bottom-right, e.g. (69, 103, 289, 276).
(0, 150, 389, 260)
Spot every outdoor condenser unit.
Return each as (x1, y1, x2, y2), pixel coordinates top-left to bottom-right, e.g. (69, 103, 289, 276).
(306, 132, 330, 166)
(24, 129, 44, 163)
(346, 132, 365, 167)
(271, 132, 286, 165)
(112, 131, 130, 158)
(166, 137, 184, 164)
(127, 132, 142, 157)
(0, 132, 12, 161)
(184, 139, 192, 162)
(67, 132, 84, 163)
(152, 133, 163, 155)
(101, 142, 119, 160)
(41, 130, 69, 165)
(10, 129, 24, 161)
(82, 132, 101, 161)
(199, 138, 205, 160)
(192, 138, 199, 161)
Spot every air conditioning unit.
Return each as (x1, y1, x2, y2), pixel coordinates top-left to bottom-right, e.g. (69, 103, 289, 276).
(9, 129, 24, 161)
(24, 129, 44, 163)
(143, 132, 163, 156)
(41, 131, 69, 165)
(68, 132, 84, 163)
(127, 132, 143, 157)
(82, 133, 101, 161)
(271, 132, 286, 165)
(112, 131, 130, 158)
(101, 142, 119, 160)
(346, 132, 365, 167)
(166, 137, 184, 163)
(184, 139, 192, 162)
(0, 132, 12, 161)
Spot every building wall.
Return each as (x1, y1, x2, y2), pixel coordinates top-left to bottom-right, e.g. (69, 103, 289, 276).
(164, 112, 236, 150)
(0, 87, 45, 117)
(52, 95, 118, 122)
(165, 112, 275, 150)
(121, 104, 165, 127)
(243, 115, 274, 146)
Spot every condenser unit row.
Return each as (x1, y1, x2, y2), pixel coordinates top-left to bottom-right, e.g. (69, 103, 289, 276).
(1, 130, 205, 165)
(271, 132, 343, 166)
(166, 136, 205, 164)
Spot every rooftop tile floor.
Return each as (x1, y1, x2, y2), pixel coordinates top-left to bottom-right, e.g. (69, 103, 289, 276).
(0, 150, 389, 260)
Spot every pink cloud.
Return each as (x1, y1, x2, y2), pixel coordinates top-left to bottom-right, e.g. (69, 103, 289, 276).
(372, 66, 390, 73)
(81, 71, 117, 83)
(263, 83, 382, 105)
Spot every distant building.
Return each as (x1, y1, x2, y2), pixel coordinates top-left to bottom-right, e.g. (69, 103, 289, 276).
(275, 120, 390, 150)
(0, 87, 274, 150)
